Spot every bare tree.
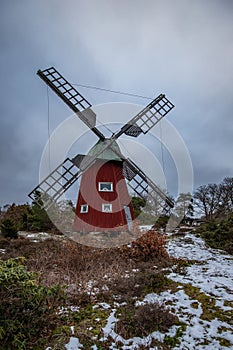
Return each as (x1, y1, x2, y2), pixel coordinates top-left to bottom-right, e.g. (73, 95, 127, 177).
(194, 183, 222, 220)
(218, 177, 233, 217)
(194, 177, 233, 220)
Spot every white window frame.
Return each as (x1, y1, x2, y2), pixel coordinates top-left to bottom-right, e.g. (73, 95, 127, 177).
(80, 204, 88, 213)
(98, 182, 113, 192)
(102, 203, 112, 213)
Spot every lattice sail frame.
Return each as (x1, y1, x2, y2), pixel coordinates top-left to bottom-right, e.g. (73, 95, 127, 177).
(37, 67, 105, 140)
(114, 94, 174, 139)
(123, 158, 174, 210)
(28, 158, 81, 209)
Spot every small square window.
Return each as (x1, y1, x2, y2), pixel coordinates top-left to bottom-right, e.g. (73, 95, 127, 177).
(98, 182, 113, 192)
(80, 204, 88, 213)
(102, 204, 112, 212)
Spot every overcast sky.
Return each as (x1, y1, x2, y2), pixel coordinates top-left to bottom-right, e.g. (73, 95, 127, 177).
(0, 0, 232, 206)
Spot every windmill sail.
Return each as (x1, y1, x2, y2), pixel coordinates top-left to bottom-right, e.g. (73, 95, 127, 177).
(29, 140, 121, 209)
(37, 67, 105, 140)
(123, 158, 174, 209)
(28, 158, 82, 209)
(114, 94, 174, 139)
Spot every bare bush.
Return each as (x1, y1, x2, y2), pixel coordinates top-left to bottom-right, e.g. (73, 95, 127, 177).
(123, 229, 168, 261)
(115, 302, 178, 338)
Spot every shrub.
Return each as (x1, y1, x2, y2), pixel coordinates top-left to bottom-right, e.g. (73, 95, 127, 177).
(115, 302, 178, 338)
(152, 216, 169, 230)
(0, 218, 18, 239)
(0, 257, 65, 349)
(195, 213, 233, 254)
(128, 230, 168, 261)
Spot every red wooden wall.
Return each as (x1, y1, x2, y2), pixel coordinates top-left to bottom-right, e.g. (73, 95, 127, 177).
(73, 160, 135, 232)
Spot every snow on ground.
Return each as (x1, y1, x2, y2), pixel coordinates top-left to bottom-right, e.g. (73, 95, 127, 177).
(18, 231, 53, 242)
(139, 225, 153, 232)
(55, 233, 233, 349)
(145, 234, 233, 350)
(167, 233, 233, 301)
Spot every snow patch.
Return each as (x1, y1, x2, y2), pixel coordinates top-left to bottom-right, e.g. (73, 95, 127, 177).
(65, 337, 83, 349)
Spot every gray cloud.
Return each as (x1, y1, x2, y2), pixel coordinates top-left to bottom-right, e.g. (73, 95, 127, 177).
(0, 0, 232, 206)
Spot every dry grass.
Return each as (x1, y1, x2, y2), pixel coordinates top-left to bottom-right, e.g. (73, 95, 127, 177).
(0, 229, 172, 304)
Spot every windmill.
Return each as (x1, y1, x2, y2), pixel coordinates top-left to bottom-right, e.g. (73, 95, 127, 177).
(29, 67, 175, 233)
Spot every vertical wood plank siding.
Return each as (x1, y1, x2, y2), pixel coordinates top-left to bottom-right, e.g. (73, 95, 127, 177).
(73, 160, 135, 232)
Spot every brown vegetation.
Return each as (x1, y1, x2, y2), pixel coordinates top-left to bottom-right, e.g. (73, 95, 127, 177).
(0, 229, 170, 291)
(115, 302, 178, 339)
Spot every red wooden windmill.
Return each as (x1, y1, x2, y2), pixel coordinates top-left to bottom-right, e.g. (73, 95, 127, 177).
(29, 67, 174, 232)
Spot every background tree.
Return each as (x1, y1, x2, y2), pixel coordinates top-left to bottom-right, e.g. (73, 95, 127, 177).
(0, 218, 18, 239)
(173, 192, 193, 221)
(194, 178, 233, 221)
(194, 184, 221, 220)
(131, 191, 173, 226)
(0, 203, 30, 232)
(218, 177, 233, 217)
(131, 197, 146, 218)
(27, 192, 54, 231)
(0, 193, 55, 233)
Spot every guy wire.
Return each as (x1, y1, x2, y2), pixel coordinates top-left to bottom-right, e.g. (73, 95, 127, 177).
(47, 86, 51, 175)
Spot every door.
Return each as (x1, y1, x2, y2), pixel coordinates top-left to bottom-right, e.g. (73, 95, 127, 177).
(124, 206, 133, 230)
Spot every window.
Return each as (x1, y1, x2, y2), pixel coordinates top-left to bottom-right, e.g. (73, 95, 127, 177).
(98, 182, 113, 192)
(80, 204, 88, 213)
(102, 203, 112, 212)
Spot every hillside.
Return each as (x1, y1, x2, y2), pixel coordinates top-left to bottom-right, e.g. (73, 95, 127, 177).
(0, 229, 232, 349)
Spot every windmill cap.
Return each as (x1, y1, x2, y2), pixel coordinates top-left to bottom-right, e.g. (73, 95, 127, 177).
(87, 139, 124, 162)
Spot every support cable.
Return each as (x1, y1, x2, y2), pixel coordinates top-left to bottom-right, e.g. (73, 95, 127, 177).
(72, 83, 154, 136)
(159, 121, 166, 188)
(47, 86, 51, 175)
(72, 83, 153, 101)
(95, 118, 115, 136)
